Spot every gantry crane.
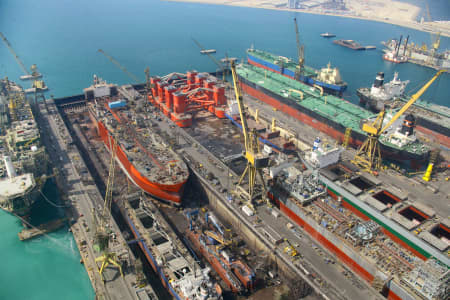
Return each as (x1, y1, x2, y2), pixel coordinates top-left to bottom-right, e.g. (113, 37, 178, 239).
(230, 61, 269, 202)
(98, 49, 140, 83)
(94, 136, 123, 280)
(192, 38, 227, 82)
(293, 18, 305, 80)
(352, 70, 445, 173)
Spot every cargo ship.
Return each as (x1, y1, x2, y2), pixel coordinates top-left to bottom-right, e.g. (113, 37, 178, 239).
(185, 210, 255, 294)
(333, 39, 366, 50)
(236, 63, 430, 166)
(85, 77, 189, 205)
(123, 193, 222, 300)
(268, 156, 449, 300)
(357, 72, 450, 148)
(0, 78, 49, 217)
(247, 48, 347, 96)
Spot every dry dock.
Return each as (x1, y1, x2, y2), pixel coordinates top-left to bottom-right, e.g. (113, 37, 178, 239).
(35, 98, 157, 300)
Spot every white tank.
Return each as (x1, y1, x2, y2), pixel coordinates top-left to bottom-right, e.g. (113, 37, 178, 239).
(4, 156, 17, 179)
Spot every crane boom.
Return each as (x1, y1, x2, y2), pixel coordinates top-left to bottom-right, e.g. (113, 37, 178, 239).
(230, 61, 250, 150)
(192, 38, 225, 71)
(98, 49, 140, 83)
(293, 18, 305, 77)
(0, 32, 29, 75)
(380, 70, 445, 133)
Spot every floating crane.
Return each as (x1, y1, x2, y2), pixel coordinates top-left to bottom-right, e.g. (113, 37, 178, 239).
(352, 70, 445, 173)
(230, 61, 269, 202)
(293, 18, 305, 80)
(93, 136, 123, 280)
(0, 32, 43, 81)
(192, 38, 227, 82)
(98, 49, 140, 83)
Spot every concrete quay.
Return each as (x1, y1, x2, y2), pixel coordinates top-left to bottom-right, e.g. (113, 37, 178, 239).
(36, 98, 157, 300)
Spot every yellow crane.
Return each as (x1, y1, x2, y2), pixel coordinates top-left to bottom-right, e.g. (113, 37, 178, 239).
(230, 61, 269, 202)
(283, 238, 298, 257)
(293, 18, 305, 80)
(94, 136, 123, 280)
(353, 70, 445, 173)
(98, 49, 140, 83)
(204, 230, 232, 251)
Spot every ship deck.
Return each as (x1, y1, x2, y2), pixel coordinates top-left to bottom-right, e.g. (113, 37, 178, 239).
(247, 49, 318, 77)
(237, 63, 430, 155)
(90, 97, 189, 186)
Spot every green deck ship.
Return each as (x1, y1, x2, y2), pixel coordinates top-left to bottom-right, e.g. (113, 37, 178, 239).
(236, 63, 429, 166)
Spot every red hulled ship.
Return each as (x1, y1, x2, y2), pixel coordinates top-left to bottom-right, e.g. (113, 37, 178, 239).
(84, 77, 189, 205)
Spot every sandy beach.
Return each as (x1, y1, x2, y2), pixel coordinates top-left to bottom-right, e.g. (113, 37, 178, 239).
(164, 0, 450, 38)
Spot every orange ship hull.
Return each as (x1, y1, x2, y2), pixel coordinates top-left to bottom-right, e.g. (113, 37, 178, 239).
(96, 119, 186, 205)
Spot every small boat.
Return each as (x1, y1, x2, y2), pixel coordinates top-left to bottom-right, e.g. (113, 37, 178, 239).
(200, 49, 216, 54)
(320, 32, 336, 38)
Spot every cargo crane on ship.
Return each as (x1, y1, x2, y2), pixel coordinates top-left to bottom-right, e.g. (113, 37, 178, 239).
(230, 61, 269, 203)
(293, 18, 305, 80)
(93, 136, 123, 281)
(352, 70, 445, 173)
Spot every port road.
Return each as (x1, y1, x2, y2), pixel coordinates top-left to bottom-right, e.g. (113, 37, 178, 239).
(149, 102, 383, 300)
(37, 99, 139, 300)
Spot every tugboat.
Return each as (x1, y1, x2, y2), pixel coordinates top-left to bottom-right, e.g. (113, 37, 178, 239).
(356, 72, 409, 111)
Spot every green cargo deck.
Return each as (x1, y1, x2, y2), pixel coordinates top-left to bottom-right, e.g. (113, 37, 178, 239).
(237, 64, 429, 155)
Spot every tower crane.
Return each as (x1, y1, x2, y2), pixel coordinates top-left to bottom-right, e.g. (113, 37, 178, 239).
(352, 70, 445, 173)
(293, 18, 305, 80)
(230, 61, 269, 202)
(0, 32, 42, 80)
(94, 136, 123, 280)
(98, 49, 140, 83)
(192, 38, 227, 82)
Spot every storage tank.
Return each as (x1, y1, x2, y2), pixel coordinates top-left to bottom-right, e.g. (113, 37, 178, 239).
(213, 85, 225, 106)
(187, 71, 198, 84)
(195, 73, 206, 85)
(173, 91, 187, 114)
(157, 82, 167, 103)
(164, 85, 176, 110)
(4, 156, 17, 179)
(151, 77, 160, 97)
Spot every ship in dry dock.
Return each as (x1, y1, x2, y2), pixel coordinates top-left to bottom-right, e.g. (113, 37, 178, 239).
(267, 142, 449, 300)
(123, 192, 223, 300)
(0, 78, 49, 217)
(84, 76, 189, 205)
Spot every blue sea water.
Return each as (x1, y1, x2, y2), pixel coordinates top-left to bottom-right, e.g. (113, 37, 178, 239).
(0, 1, 449, 299)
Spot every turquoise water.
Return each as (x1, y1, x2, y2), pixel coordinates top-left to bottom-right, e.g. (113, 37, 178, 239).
(0, 182, 95, 300)
(0, 1, 449, 299)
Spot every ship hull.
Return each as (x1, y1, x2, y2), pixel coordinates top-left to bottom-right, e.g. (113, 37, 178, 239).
(0, 179, 44, 218)
(238, 75, 428, 165)
(268, 189, 413, 300)
(356, 91, 450, 149)
(125, 215, 184, 300)
(247, 54, 347, 95)
(92, 114, 186, 205)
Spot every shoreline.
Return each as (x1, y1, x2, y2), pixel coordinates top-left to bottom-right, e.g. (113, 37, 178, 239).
(164, 0, 450, 38)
